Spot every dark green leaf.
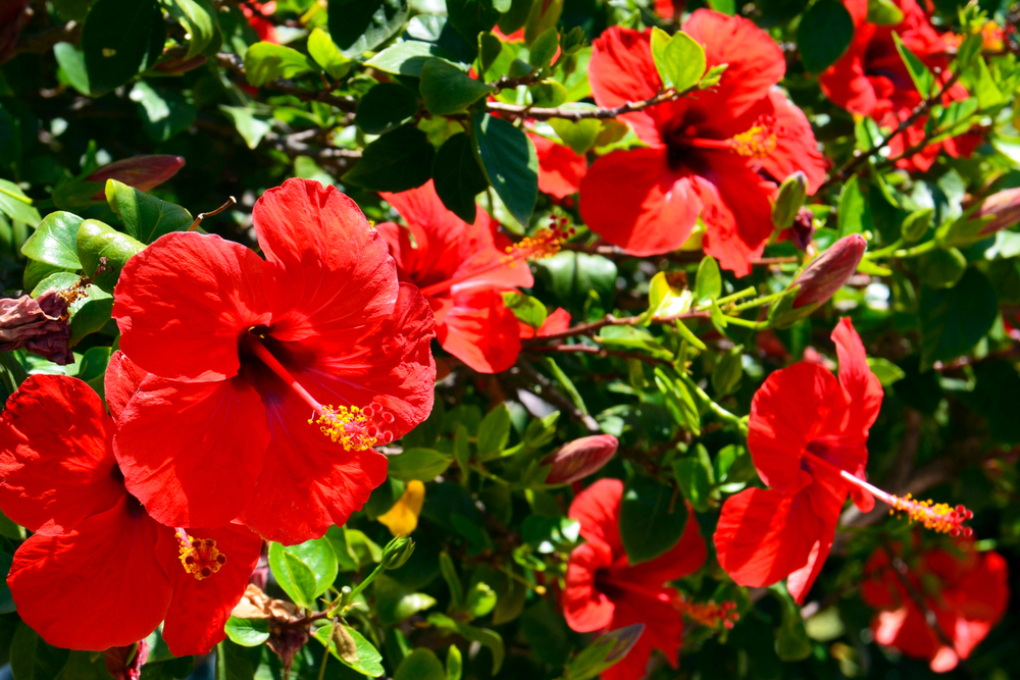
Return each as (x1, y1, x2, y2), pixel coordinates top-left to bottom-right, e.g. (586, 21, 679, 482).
(161, 0, 218, 60)
(919, 268, 997, 369)
(447, 0, 500, 44)
(214, 640, 261, 680)
(673, 447, 714, 513)
(82, 0, 165, 94)
(477, 403, 511, 458)
(395, 647, 445, 680)
(105, 179, 193, 243)
(10, 624, 70, 680)
(535, 251, 617, 308)
(420, 59, 496, 115)
(497, 0, 534, 34)
(218, 106, 271, 150)
(343, 125, 435, 192)
(328, 0, 409, 57)
(428, 613, 504, 675)
(566, 625, 644, 680)
(473, 114, 537, 226)
(797, 0, 854, 75)
(129, 82, 197, 143)
(433, 133, 488, 223)
(916, 247, 967, 288)
(364, 41, 453, 77)
(21, 211, 83, 269)
(374, 574, 438, 625)
(619, 475, 688, 564)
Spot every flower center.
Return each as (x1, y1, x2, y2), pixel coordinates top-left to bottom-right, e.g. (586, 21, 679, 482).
(175, 528, 227, 580)
(670, 116, 778, 160)
(245, 335, 392, 449)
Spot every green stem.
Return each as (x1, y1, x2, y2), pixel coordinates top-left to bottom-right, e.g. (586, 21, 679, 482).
(317, 621, 334, 680)
(340, 563, 386, 613)
(724, 316, 770, 330)
(0, 185, 32, 205)
(713, 286, 757, 307)
(864, 238, 904, 259)
(679, 373, 749, 437)
(729, 290, 787, 313)
(892, 240, 938, 258)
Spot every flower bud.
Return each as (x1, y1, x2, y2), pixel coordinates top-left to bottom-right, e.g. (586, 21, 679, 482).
(772, 172, 808, 230)
(86, 156, 185, 200)
(381, 536, 415, 570)
(792, 233, 867, 308)
(0, 291, 72, 365)
(542, 434, 619, 485)
(104, 640, 149, 680)
(975, 186, 1020, 234)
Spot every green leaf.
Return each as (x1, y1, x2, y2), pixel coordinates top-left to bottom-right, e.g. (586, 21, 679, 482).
(477, 404, 511, 458)
(219, 106, 272, 150)
(502, 291, 547, 329)
(650, 29, 706, 91)
(711, 344, 744, 397)
(161, 0, 218, 60)
(472, 113, 538, 226)
(69, 287, 114, 346)
(446, 645, 463, 680)
(105, 179, 193, 243)
(307, 27, 352, 79)
(867, 357, 906, 386)
(215, 639, 261, 680)
(356, 83, 419, 135)
(497, 0, 534, 34)
(76, 219, 145, 292)
(673, 446, 714, 513)
(892, 32, 935, 97)
(919, 268, 997, 369)
(364, 41, 453, 77)
(281, 537, 338, 597)
(21, 211, 83, 269)
(866, 0, 903, 24)
(772, 584, 813, 660)
(329, 0, 410, 57)
(523, 0, 561, 45)
(81, 0, 165, 94)
(548, 118, 601, 155)
(528, 27, 559, 69)
(901, 207, 933, 243)
(654, 368, 701, 436)
(566, 624, 645, 680)
(343, 124, 435, 192)
(243, 42, 317, 86)
(374, 574, 438, 625)
(267, 542, 319, 608)
(916, 247, 967, 288)
(447, 0, 500, 43)
(54, 0, 90, 22)
(389, 448, 454, 481)
(619, 475, 689, 564)
(420, 59, 496, 115)
(54, 42, 90, 95)
(968, 56, 1003, 109)
(313, 624, 385, 677)
(129, 82, 197, 143)
(10, 624, 70, 680)
(223, 617, 270, 647)
(428, 613, 505, 675)
(797, 0, 854, 75)
(837, 175, 870, 236)
(695, 256, 721, 304)
(0, 179, 41, 227)
(433, 133, 488, 223)
(395, 648, 445, 680)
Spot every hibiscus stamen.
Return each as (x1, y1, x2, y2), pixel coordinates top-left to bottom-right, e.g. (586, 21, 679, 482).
(676, 598, 740, 630)
(175, 528, 227, 580)
(802, 451, 974, 536)
(419, 216, 574, 297)
(246, 337, 388, 450)
(678, 116, 778, 159)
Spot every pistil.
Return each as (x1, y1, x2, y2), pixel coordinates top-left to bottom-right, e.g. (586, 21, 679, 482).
(175, 528, 227, 580)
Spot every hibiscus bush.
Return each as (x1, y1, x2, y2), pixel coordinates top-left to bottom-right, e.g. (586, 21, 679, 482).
(2, 0, 1020, 678)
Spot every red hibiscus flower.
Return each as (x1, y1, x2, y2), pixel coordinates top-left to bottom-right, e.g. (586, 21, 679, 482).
(111, 178, 436, 544)
(519, 307, 571, 339)
(579, 12, 827, 276)
(529, 134, 588, 199)
(376, 180, 540, 373)
(861, 539, 1008, 672)
(818, 0, 978, 172)
(563, 478, 708, 680)
(714, 318, 972, 603)
(240, 1, 279, 44)
(0, 371, 262, 655)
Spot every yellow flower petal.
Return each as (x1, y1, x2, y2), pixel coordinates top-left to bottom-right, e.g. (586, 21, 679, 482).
(377, 480, 425, 537)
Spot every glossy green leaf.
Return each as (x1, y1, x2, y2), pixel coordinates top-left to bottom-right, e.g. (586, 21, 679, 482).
(267, 542, 320, 608)
(421, 59, 496, 115)
(837, 175, 870, 236)
(307, 28, 352, 79)
(619, 475, 689, 564)
(0, 179, 41, 227)
(280, 537, 338, 597)
(105, 179, 193, 243)
(797, 0, 854, 75)
(21, 211, 83, 269)
(223, 617, 270, 647)
(329, 0, 410, 57)
(243, 42, 317, 87)
(160, 0, 218, 60)
(447, 0, 500, 43)
(75, 219, 144, 292)
(81, 0, 165, 94)
(473, 113, 538, 227)
(650, 29, 706, 91)
(343, 125, 434, 192)
(364, 41, 452, 76)
(389, 448, 454, 481)
(919, 268, 997, 369)
(433, 133, 488, 223)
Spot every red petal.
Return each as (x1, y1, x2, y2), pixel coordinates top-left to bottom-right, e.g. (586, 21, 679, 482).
(536, 308, 571, 337)
(625, 500, 706, 585)
(436, 289, 522, 373)
(603, 592, 685, 680)
(114, 375, 270, 529)
(114, 232, 270, 381)
(253, 179, 399, 343)
(832, 317, 883, 437)
(748, 362, 844, 494)
(562, 542, 615, 633)
(785, 480, 846, 603)
(752, 91, 827, 194)
(8, 497, 171, 651)
(530, 134, 588, 199)
(713, 488, 821, 589)
(589, 27, 660, 109)
(157, 523, 264, 656)
(683, 10, 786, 118)
(579, 147, 702, 256)
(0, 375, 124, 535)
(105, 351, 149, 422)
(569, 478, 625, 557)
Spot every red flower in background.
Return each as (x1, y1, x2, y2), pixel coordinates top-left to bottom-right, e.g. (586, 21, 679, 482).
(579, 12, 826, 276)
(862, 539, 1009, 672)
(563, 479, 708, 680)
(529, 134, 588, 199)
(715, 318, 883, 602)
(519, 307, 571, 339)
(241, 1, 279, 44)
(112, 178, 436, 544)
(0, 372, 262, 655)
(819, 0, 980, 172)
(378, 181, 548, 373)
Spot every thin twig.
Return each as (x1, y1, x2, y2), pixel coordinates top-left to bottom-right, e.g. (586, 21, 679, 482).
(485, 84, 700, 121)
(524, 343, 674, 367)
(215, 52, 357, 112)
(524, 310, 709, 344)
(516, 359, 600, 433)
(188, 196, 237, 231)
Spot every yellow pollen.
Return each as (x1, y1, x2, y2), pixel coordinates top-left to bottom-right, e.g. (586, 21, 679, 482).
(729, 124, 777, 159)
(311, 404, 378, 451)
(176, 531, 227, 580)
(501, 218, 575, 267)
(887, 493, 973, 536)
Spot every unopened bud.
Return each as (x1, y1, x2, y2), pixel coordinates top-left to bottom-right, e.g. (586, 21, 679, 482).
(542, 434, 618, 485)
(87, 155, 185, 199)
(381, 536, 415, 570)
(0, 291, 72, 364)
(104, 640, 149, 680)
(975, 186, 1020, 234)
(792, 233, 867, 308)
(772, 172, 808, 230)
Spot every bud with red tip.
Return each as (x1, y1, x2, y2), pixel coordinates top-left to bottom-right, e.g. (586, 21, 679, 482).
(86, 156, 186, 199)
(975, 186, 1020, 235)
(104, 641, 149, 680)
(0, 290, 72, 365)
(542, 434, 618, 485)
(769, 234, 867, 329)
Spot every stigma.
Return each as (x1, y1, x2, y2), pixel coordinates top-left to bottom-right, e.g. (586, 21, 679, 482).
(310, 402, 393, 451)
(887, 494, 974, 537)
(175, 529, 227, 580)
(501, 217, 576, 268)
(728, 116, 778, 159)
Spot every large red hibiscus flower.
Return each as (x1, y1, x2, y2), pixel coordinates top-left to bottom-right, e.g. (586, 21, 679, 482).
(579, 11, 826, 276)
(0, 370, 262, 655)
(819, 0, 978, 172)
(112, 178, 436, 544)
(562, 478, 707, 680)
(376, 180, 534, 373)
(861, 539, 1008, 672)
(528, 134, 587, 200)
(714, 318, 971, 603)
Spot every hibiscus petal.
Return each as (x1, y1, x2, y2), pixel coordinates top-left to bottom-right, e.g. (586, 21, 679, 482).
(569, 478, 625, 558)
(530, 134, 588, 199)
(114, 232, 269, 381)
(748, 362, 843, 494)
(589, 27, 660, 112)
(105, 350, 149, 422)
(437, 289, 522, 373)
(713, 488, 821, 589)
(563, 542, 616, 633)
(752, 90, 827, 194)
(157, 523, 264, 656)
(785, 479, 846, 603)
(8, 497, 172, 651)
(683, 10, 785, 118)
(625, 500, 706, 585)
(604, 591, 685, 680)
(0, 375, 123, 535)
(579, 147, 702, 256)
(253, 178, 399, 342)
(832, 317, 883, 437)
(114, 375, 270, 529)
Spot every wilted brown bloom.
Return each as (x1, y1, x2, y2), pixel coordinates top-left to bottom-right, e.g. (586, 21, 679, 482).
(0, 290, 72, 364)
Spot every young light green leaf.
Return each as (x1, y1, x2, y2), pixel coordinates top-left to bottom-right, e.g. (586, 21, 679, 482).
(892, 32, 936, 97)
(21, 211, 83, 269)
(307, 27, 352, 79)
(243, 42, 318, 86)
